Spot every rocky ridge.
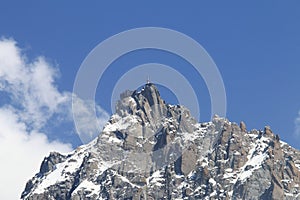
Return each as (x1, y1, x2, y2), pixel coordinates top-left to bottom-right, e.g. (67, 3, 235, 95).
(21, 83, 300, 199)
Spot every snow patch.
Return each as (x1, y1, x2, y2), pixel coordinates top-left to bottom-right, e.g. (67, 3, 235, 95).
(209, 178, 216, 186)
(294, 163, 300, 171)
(116, 174, 141, 188)
(33, 163, 64, 194)
(224, 136, 269, 184)
(237, 136, 269, 182)
(31, 144, 93, 195)
(147, 170, 165, 187)
(103, 115, 138, 132)
(72, 180, 100, 197)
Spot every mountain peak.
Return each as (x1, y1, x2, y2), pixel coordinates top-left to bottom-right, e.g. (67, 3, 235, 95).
(116, 83, 196, 130)
(139, 83, 162, 106)
(119, 83, 161, 101)
(21, 85, 300, 200)
(133, 83, 163, 107)
(116, 83, 167, 123)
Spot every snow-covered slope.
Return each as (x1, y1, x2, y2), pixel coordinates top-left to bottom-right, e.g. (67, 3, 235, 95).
(21, 83, 300, 199)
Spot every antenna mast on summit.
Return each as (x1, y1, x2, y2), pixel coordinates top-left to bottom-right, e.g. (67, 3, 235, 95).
(147, 76, 150, 84)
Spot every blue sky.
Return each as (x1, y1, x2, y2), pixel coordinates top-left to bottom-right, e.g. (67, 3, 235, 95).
(1, 1, 300, 198)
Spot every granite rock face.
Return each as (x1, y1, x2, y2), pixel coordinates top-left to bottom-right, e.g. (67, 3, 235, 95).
(22, 84, 300, 199)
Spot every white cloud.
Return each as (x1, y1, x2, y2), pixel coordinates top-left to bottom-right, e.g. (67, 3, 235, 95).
(72, 96, 109, 144)
(0, 38, 109, 199)
(294, 111, 300, 136)
(0, 39, 68, 129)
(0, 108, 72, 200)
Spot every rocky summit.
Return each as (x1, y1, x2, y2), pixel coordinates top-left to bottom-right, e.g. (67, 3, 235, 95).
(21, 83, 300, 199)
